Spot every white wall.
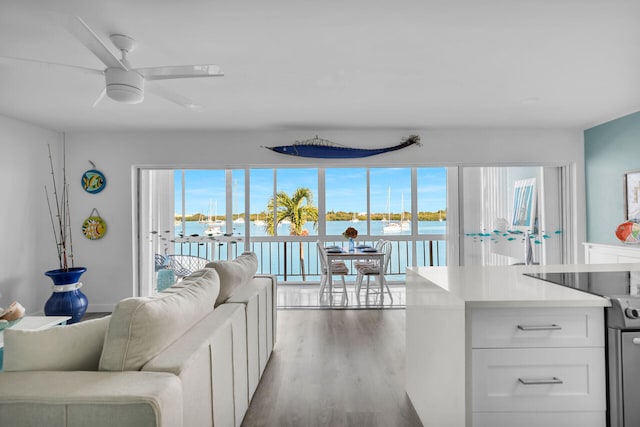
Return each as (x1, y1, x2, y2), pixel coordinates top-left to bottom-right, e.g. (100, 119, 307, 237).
(0, 116, 61, 315)
(62, 128, 585, 312)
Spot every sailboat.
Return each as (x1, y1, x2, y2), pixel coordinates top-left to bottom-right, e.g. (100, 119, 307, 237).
(232, 180, 245, 224)
(350, 213, 360, 223)
(400, 192, 410, 231)
(253, 212, 265, 226)
(383, 187, 402, 234)
(204, 200, 224, 236)
(383, 221, 401, 233)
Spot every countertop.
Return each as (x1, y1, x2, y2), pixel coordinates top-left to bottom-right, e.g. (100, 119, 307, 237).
(406, 263, 640, 308)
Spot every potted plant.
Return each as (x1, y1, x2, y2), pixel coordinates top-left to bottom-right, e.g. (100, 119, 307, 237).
(43, 142, 87, 323)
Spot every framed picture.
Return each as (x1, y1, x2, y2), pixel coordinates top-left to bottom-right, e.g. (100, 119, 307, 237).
(511, 178, 537, 232)
(624, 171, 640, 221)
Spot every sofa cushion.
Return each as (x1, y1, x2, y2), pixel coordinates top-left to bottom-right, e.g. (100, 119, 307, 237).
(3, 316, 111, 372)
(0, 371, 182, 427)
(206, 252, 258, 307)
(99, 268, 220, 371)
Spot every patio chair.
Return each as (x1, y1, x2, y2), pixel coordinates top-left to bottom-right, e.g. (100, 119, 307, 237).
(354, 239, 393, 303)
(317, 241, 349, 301)
(165, 254, 209, 279)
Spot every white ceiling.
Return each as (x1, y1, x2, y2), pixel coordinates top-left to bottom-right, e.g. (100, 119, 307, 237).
(1, 0, 639, 132)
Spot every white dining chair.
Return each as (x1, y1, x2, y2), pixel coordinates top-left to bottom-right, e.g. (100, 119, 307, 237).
(317, 241, 349, 301)
(354, 239, 393, 303)
(354, 239, 385, 270)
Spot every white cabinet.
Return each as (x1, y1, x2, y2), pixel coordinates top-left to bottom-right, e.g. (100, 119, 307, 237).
(471, 307, 606, 427)
(584, 242, 640, 264)
(406, 266, 610, 427)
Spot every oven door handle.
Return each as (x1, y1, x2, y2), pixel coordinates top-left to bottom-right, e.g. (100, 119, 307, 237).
(517, 324, 562, 331)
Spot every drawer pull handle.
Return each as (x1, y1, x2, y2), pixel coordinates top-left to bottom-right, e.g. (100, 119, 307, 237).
(518, 377, 563, 385)
(517, 324, 562, 331)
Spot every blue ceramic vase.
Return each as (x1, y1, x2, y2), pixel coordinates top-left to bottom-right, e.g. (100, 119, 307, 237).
(44, 267, 88, 324)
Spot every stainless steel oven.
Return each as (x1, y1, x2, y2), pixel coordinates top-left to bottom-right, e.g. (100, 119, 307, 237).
(525, 271, 640, 427)
(608, 329, 640, 426)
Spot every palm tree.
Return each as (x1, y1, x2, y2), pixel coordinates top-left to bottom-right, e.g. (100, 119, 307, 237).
(265, 188, 318, 280)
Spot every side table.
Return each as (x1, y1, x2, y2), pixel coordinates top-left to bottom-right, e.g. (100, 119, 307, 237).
(0, 316, 71, 370)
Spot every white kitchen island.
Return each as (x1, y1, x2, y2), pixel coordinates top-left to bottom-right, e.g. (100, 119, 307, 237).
(405, 263, 636, 427)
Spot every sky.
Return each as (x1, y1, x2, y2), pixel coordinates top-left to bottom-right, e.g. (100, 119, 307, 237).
(175, 167, 446, 216)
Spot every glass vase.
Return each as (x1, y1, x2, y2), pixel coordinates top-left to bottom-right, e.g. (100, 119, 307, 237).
(349, 238, 355, 252)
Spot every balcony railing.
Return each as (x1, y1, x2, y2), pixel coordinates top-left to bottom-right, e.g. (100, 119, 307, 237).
(172, 236, 447, 283)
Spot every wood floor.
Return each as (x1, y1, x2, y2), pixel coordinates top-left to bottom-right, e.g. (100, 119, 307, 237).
(241, 309, 423, 427)
(277, 283, 407, 309)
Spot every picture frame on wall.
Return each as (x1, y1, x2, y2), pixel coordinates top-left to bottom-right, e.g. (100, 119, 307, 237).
(624, 170, 640, 221)
(511, 178, 537, 232)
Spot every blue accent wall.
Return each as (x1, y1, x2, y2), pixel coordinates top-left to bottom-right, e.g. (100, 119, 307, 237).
(584, 111, 640, 243)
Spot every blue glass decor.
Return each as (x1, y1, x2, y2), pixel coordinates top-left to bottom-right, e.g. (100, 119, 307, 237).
(44, 267, 88, 324)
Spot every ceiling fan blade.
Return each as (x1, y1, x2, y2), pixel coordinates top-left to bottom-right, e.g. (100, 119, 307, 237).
(0, 56, 103, 76)
(92, 88, 107, 108)
(136, 65, 223, 81)
(65, 16, 127, 71)
(147, 82, 204, 112)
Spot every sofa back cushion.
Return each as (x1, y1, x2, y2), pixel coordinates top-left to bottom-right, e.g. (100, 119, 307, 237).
(205, 252, 258, 307)
(99, 268, 220, 371)
(3, 316, 111, 372)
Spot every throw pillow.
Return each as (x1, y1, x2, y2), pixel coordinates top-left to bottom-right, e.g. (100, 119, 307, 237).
(206, 252, 258, 307)
(99, 268, 220, 372)
(3, 315, 111, 371)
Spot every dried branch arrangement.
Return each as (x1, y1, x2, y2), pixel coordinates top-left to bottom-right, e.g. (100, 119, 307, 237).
(45, 141, 74, 270)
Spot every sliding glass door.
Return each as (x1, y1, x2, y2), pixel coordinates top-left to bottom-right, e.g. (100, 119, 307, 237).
(137, 166, 449, 295)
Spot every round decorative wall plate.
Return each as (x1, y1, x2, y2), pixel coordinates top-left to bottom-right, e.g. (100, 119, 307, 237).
(615, 221, 640, 244)
(82, 210, 107, 240)
(81, 169, 106, 194)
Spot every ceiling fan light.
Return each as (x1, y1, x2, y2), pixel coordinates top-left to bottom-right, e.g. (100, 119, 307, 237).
(107, 85, 144, 104)
(105, 68, 144, 104)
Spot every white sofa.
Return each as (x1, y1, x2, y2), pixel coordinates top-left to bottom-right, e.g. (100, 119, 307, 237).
(0, 252, 276, 427)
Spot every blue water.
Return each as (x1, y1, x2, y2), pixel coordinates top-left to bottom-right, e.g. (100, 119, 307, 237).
(173, 220, 447, 280)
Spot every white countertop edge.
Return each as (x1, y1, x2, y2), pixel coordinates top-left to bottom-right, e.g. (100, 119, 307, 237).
(407, 263, 636, 307)
(465, 299, 611, 308)
(407, 262, 640, 275)
(582, 242, 640, 249)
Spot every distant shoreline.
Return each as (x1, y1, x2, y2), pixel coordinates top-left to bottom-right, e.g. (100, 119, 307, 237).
(176, 211, 446, 223)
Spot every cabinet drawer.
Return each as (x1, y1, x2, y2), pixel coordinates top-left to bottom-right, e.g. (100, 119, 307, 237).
(471, 307, 604, 348)
(472, 347, 606, 412)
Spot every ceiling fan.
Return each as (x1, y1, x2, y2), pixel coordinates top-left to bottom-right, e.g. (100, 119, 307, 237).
(0, 16, 223, 111)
